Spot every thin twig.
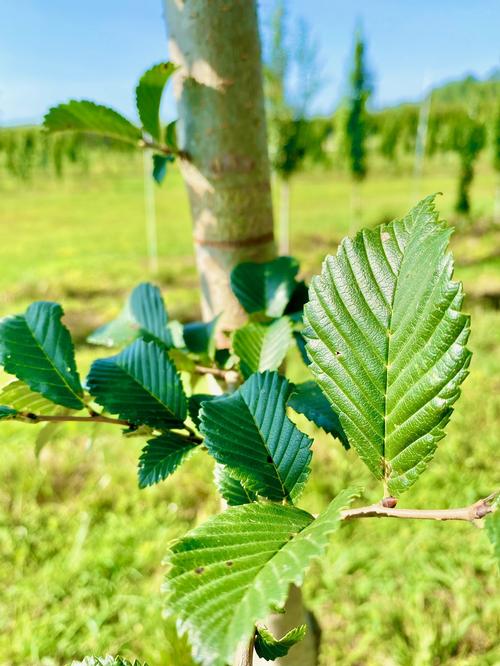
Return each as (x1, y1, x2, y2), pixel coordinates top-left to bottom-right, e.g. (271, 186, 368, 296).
(20, 413, 131, 426)
(17, 411, 204, 444)
(238, 631, 255, 666)
(140, 138, 189, 160)
(340, 492, 498, 523)
(195, 364, 231, 380)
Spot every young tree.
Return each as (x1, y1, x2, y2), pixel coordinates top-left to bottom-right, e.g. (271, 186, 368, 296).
(339, 29, 372, 226)
(264, 3, 331, 256)
(0, 197, 497, 666)
(450, 112, 486, 217)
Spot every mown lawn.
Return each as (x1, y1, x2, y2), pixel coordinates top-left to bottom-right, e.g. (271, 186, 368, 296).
(0, 158, 498, 665)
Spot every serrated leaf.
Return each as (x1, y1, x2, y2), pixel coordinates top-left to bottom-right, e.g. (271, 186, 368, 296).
(0, 302, 84, 410)
(188, 393, 216, 429)
(44, 101, 141, 144)
(0, 406, 17, 420)
(200, 371, 313, 502)
(88, 283, 172, 349)
(164, 487, 358, 666)
(288, 381, 349, 449)
(254, 624, 307, 661)
(135, 62, 176, 142)
(0, 380, 60, 415)
(214, 464, 257, 506)
(87, 339, 187, 429)
(304, 195, 471, 495)
(183, 316, 219, 358)
(138, 431, 196, 488)
(233, 317, 292, 379)
(231, 257, 300, 318)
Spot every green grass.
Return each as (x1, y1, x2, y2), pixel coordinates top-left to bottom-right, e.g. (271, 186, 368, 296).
(0, 158, 498, 665)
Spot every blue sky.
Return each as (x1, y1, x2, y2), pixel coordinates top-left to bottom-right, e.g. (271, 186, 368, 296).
(1, 0, 499, 125)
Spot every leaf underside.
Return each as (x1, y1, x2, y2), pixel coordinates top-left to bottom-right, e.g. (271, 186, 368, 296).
(254, 624, 307, 661)
(214, 464, 257, 506)
(233, 317, 292, 378)
(200, 371, 313, 502)
(0, 380, 61, 415)
(288, 381, 349, 449)
(88, 283, 173, 349)
(138, 432, 196, 488)
(231, 257, 300, 318)
(164, 488, 358, 666)
(136, 62, 176, 142)
(44, 100, 142, 144)
(87, 339, 186, 429)
(304, 195, 471, 495)
(0, 302, 84, 410)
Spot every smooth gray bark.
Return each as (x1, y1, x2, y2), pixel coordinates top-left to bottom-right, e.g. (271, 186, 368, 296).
(164, 0, 275, 336)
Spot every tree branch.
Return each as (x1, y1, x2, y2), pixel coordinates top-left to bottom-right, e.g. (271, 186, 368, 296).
(20, 412, 132, 426)
(195, 364, 230, 379)
(238, 631, 255, 666)
(140, 138, 189, 160)
(340, 492, 498, 523)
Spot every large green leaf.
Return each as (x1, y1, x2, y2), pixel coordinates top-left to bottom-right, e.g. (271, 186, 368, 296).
(0, 302, 84, 410)
(188, 393, 216, 429)
(44, 101, 142, 144)
(200, 371, 312, 502)
(87, 339, 186, 429)
(231, 257, 300, 318)
(254, 624, 307, 661)
(304, 195, 471, 495)
(214, 464, 257, 506)
(135, 62, 176, 142)
(0, 380, 60, 415)
(138, 431, 197, 488)
(288, 381, 349, 449)
(88, 283, 173, 349)
(164, 487, 358, 666)
(233, 317, 292, 378)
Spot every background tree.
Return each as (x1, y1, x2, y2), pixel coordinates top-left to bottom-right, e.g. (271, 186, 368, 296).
(265, 2, 331, 255)
(339, 29, 372, 226)
(450, 111, 486, 217)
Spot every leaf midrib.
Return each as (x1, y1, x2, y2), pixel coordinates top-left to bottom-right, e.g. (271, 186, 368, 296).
(24, 312, 83, 406)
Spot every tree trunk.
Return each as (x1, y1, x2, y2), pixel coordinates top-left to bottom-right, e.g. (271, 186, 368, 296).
(164, 0, 275, 335)
(163, 3, 318, 664)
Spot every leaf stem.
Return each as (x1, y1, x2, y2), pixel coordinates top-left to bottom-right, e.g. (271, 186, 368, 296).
(238, 631, 255, 666)
(19, 412, 132, 426)
(195, 364, 231, 379)
(140, 138, 189, 160)
(340, 492, 498, 523)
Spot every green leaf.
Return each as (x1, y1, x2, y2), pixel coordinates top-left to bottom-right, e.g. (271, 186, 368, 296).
(88, 283, 173, 349)
(183, 316, 219, 358)
(188, 393, 216, 429)
(200, 371, 313, 502)
(0, 406, 17, 420)
(164, 487, 358, 666)
(254, 624, 307, 661)
(0, 302, 84, 410)
(231, 257, 300, 318)
(288, 381, 349, 449)
(135, 62, 176, 142)
(138, 432, 196, 488)
(233, 317, 292, 378)
(304, 195, 471, 495)
(293, 331, 311, 366)
(152, 154, 174, 184)
(87, 339, 187, 429)
(165, 120, 178, 150)
(44, 101, 141, 144)
(214, 464, 257, 506)
(0, 380, 60, 415)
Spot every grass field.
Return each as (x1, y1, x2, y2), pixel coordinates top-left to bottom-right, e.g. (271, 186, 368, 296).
(0, 157, 499, 665)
